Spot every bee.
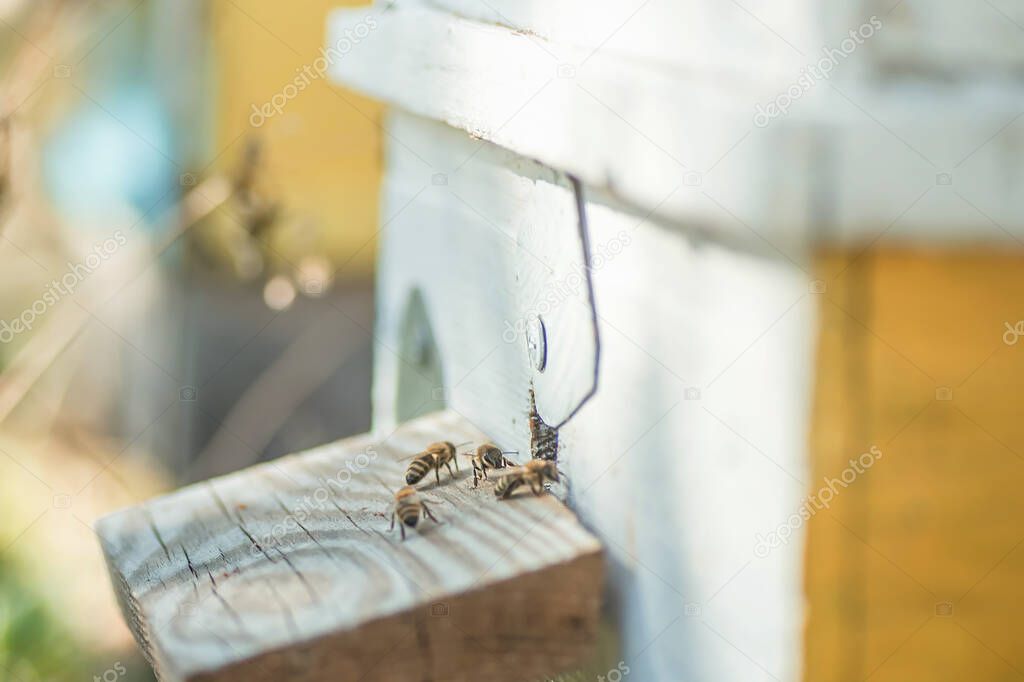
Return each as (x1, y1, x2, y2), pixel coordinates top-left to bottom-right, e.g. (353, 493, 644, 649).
(405, 441, 468, 486)
(463, 443, 518, 487)
(494, 459, 562, 500)
(387, 485, 439, 540)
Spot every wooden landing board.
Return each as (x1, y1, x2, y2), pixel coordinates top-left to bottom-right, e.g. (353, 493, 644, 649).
(96, 411, 604, 682)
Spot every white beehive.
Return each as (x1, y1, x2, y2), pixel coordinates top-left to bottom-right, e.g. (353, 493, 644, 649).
(328, 2, 1024, 680)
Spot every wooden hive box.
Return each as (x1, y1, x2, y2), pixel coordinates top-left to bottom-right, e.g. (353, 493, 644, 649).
(323, 1, 1024, 681)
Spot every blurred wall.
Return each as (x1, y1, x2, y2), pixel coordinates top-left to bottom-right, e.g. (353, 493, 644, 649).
(207, 0, 382, 277)
(807, 249, 1024, 682)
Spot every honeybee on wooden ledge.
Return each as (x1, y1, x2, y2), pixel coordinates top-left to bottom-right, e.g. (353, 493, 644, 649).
(463, 443, 518, 487)
(387, 485, 439, 540)
(494, 459, 562, 500)
(404, 441, 469, 485)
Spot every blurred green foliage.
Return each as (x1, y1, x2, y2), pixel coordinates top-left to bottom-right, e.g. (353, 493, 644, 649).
(0, 552, 86, 681)
(0, 552, 153, 682)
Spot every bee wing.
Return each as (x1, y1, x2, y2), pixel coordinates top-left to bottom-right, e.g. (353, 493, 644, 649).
(496, 465, 529, 478)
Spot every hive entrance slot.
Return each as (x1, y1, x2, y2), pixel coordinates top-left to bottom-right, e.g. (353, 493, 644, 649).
(396, 288, 446, 422)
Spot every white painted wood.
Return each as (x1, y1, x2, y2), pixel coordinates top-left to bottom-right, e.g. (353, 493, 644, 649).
(420, 0, 814, 79)
(331, 4, 1024, 249)
(426, 0, 1024, 78)
(560, 199, 812, 682)
(372, 112, 812, 681)
(370, 115, 606, 442)
(96, 410, 603, 682)
(846, 0, 1024, 76)
(515, 177, 600, 429)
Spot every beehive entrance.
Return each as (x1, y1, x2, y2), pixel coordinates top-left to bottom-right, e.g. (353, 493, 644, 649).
(395, 288, 446, 422)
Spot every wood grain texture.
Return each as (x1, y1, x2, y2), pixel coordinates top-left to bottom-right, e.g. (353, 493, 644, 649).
(96, 410, 604, 682)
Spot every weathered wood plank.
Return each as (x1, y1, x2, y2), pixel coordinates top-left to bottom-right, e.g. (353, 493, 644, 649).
(96, 410, 604, 682)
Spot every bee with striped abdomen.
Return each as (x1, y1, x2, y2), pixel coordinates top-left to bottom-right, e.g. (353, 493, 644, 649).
(463, 443, 518, 487)
(387, 485, 439, 540)
(405, 441, 467, 486)
(494, 459, 562, 500)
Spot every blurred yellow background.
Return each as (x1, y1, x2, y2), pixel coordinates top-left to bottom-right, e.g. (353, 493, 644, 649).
(807, 249, 1024, 681)
(208, 0, 382, 277)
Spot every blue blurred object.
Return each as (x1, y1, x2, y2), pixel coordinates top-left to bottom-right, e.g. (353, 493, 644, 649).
(43, 87, 177, 227)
